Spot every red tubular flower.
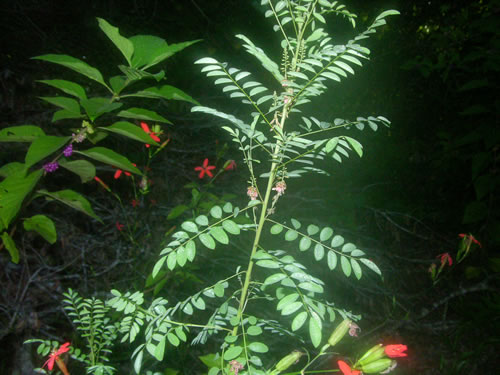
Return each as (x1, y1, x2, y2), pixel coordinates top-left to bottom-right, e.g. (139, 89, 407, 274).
(384, 344, 407, 358)
(141, 121, 161, 147)
(116, 222, 124, 231)
(131, 199, 138, 208)
(224, 160, 237, 171)
(43, 342, 70, 370)
(459, 233, 482, 247)
(94, 176, 111, 192)
(194, 158, 216, 178)
(437, 252, 453, 267)
(338, 360, 361, 375)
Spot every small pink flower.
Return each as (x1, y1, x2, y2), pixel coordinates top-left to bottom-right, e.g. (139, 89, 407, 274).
(437, 252, 453, 267)
(194, 158, 216, 178)
(459, 233, 482, 247)
(229, 360, 244, 375)
(43, 342, 70, 371)
(247, 186, 258, 200)
(272, 180, 287, 196)
(225, 160, 237, 171)
(348, 322, 360, 337)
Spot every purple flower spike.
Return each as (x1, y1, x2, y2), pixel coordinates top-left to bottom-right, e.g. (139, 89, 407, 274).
(63, 144, 73, 157)
(43, 162, 59, 173)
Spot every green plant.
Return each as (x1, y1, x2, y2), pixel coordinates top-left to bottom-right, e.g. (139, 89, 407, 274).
(104, 1, 402, 374)
(0, 18, 199, 263)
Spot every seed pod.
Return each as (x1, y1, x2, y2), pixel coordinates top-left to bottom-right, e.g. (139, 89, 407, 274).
(273, 350, 303, 374)
(327, 319, 352, 347)
(357, 344, 385, 366)
(360, 358, 395, 374)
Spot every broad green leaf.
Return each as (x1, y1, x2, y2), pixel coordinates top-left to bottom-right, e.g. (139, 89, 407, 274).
(38, 189, 102, 222)
(0, 162, 25, 178)
(33, 54, 107, 87)
(103, 117, 162, 143)
(360, 258, 382, 276)
(117, 107, 171, 124)
(38, 79, 87, 100)
(59, 159, 96, 183)
(134, 85, 200, 105)
(319, 227, 333, 241)
(327, 251, 337, 270)
(52, 109, 84, 122)
(0, 125, 45, 142)
(181, 221, 198, 233)
(199, 233, 216, 249)
(222, 219, 240, 235)
(285, 230, 298, 241)
(167, 205, 188, 220)
(299, 237, 312, 251)
(209, 227, 229, 244)
(195, 215, 209, 226)
(264, 273, 286, 285)
(292, 311, 308, 331)
(130, 37, 200, 70)
(25, 135, 70, 168)
(223, 346, 242, 361)
(309, 314, 322, 348)
(1, 232, 19, 263)
(80, 97, 122, 122)
(210, 206, 222, 219)
(199, 353, 220, 369)
(0, 169, 42, 229)
(314, 244, 324, 261)
(248, 342, 268, 353)
(77, 147, 142, 175)
(331, 235, 344, 247)
(375, 9, 400, 21)
(351, 258, 362, 280)
(270, 223, 284, 234)
(340, 256, 352, 277)
(247, 326, 262, 336)
(23, 215, 57, 244)
(134, 349, 144, 374)
(97, 18, 134, 66)
(277, 293, 300, 310)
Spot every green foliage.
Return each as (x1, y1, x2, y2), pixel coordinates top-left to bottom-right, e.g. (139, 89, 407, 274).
(0, 18, 198, 263)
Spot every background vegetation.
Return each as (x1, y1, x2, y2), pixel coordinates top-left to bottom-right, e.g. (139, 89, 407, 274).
(1, 0, 498, 374)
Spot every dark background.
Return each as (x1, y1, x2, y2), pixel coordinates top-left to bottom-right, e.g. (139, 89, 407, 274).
(1, 0, 499, 374)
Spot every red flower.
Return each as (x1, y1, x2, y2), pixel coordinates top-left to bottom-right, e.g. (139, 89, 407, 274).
(131, 199, 138, 208)
(338, 360, 361, 375)
(43, 342, 70, 370)
(116, 222, 124, 231)
(194, 158, 216, 178)
(225, 160, 237, 171)
(114, 164, 136, 179)
(437, 252, 453, 267)
(141, 122, 161, 147)
(459, 233, 482, 247)
(384, 344, 407, 358)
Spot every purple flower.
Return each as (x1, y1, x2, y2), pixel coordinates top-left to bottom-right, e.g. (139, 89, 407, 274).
(63, 144, 73, 157)
(43, 162, 59, 173)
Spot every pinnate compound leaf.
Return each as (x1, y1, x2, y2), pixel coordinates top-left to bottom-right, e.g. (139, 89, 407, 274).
(351, 258, 362, 280)
(360, 258, 382, 276)
(264, 273, 287, 285)
(222, 219, 240, 235)
(248, 342, 268, 353)
(210, 206, 222, 219)
(223, 346, 243, 360)
(327, 251, 337, 270)
(23, 215, 57, 244)
(270, 223, 284, 234)
(292, 311, 308, 331)
(309, 315, 322, 348)
(319, 227, 333, 241)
